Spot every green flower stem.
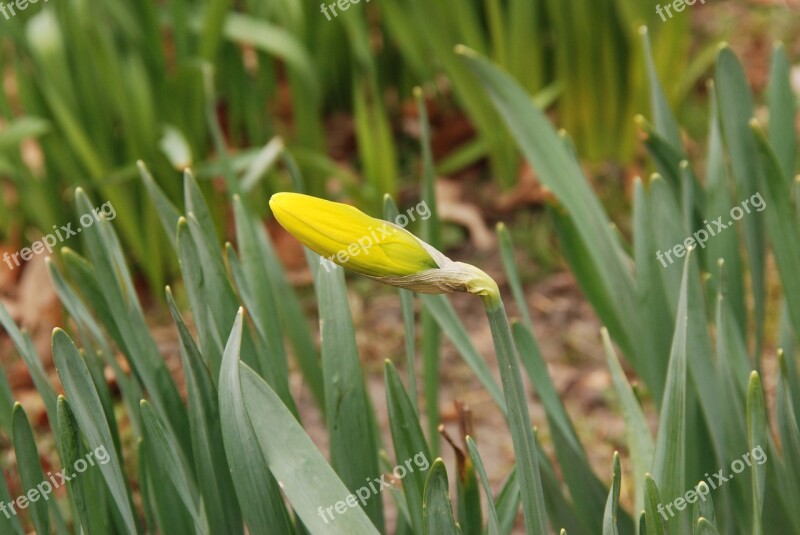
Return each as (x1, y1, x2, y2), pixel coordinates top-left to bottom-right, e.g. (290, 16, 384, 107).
(482, 291, 548, 535)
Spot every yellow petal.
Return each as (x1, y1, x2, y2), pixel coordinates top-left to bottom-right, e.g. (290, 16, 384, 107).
(269, 193, 439, 278)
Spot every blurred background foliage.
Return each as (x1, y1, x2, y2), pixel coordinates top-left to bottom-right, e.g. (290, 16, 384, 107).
(0, 0, 708, 290)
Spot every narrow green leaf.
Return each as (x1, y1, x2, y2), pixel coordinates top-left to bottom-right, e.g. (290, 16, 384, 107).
(421, 295, 506, 414)
(140, 433, 196, 534)
(140, 400, 209, 533)
(465, 437, 500, 535)
(640, 26, 683, 152)
(645, 474, 666, 535)
(694, 517, 720, 535)
(497, 222, 533, 330)
(218, 310, 295, 534)
(485, 300, 547, 535)
(767, 43, 796, 180)
(514, 322, 615, 532)
(751, 122, 800, 347)
(423, 459, 460, 535)
(316, 262, 384, 530)
(602, 327, 655, 517)
(533, 430, 582, 534)
(747, 372, 767, 534)
(184, 169, 220, 248)
(652, 252, 690, 532)
(385, 361, 431, 534)
(166, 289, 242, 534)
(0, 448, 24, 535)
(384, 195, 418, 413)
(691, 482, 715, 530)
(459, 46, 640, 364)
(775, 351, 800, 528)
(240, 360, 380, 534)
(56, 396, 109, 535)
(716, 46, 766, 359)
(705, 84, 746, 334)
(231, 196, 293, 403)
(495, 466, 520, 534)
(603, 452, 622, 535)
(138, 161, 181, 249)
(12, 403, 50, 535)
(74, 188, 190, 458)
(52, 329, 137, 534)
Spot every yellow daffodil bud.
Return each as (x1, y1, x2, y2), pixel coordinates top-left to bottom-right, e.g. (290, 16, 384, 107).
(269, 192, 498, 297)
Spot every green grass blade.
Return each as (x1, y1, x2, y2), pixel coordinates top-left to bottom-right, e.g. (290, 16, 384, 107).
(767, 43, 796, 180)
(694, 517, 720, 535)
(417, 87, 443, 452)
(140, 400, 209, 534)
(0, 446, 24, 534)
(602, 328, 655, 518)
(56, 396, 109, 534)
(533, 429, 582, 534)
(47, 258, 143, 438)
(231, 197, 292, 398)
(385, 360, 431, 534)
(715, 46, 766, 360)
(74, 188, 190, 457)
(423, 459, 460, 535)
(513, 322, 618, 532)
(240, 360, 380, 534)
(497, 222, 533, 330)
(631, 178, 672, 402)
(384, 195, 418, 412)
(484, 299, 547, 534)
(138, 161, 181, 249)
(652, 251, 691, 533)
(218, 309, 295, 534)
(458, 48, 639, 364)
(775, 351, 800, 528)
(166, 289, 242, 534)
(691, 482, 715, 529)
(421, 295, 506, 414)
(705, 84, 746, 333)
(52, 329, 137, 534)
(454, 441, 482, 535)
(465, 436, 500, 535)
(495, 466, 520, 534)
(644, 474, 666, 535)
(316, 262, 384, 530)
(751, 123, 800, 347)
(138, 433, 194, 533)
(746, 372, 767, 534)
(259, 196, 326, 413)
(603, 452, 622, 535)
(184, 169, 221, 247)
(12, 403, 50, 535)
(640, 27, 683, 153)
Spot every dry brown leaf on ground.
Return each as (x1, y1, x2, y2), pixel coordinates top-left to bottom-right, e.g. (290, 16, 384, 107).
(492, 161, 548, 213)
(15, 254, 60, 362)
(436, 178, 495, 250)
